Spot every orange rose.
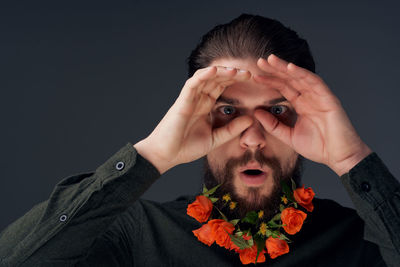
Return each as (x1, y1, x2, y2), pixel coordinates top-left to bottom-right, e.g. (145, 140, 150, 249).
(187, 195, 213, 223)
(293, 185, 315, 212)
(193, 223, 214, 246)
(281, 207, 307, 235)
(266, 236, 289, 259)
(239, 244, 266, 265)
(208, 219, 235, 249)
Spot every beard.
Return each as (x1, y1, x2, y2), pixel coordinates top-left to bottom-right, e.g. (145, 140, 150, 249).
(203, 150, 304, 222)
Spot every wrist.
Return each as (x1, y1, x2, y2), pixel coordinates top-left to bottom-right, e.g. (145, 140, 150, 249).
(133, 139, 174, 175)
(330, 144, 373, 176)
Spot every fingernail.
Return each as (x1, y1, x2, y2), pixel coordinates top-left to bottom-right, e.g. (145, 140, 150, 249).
(225, 67, 234, 70)
(238, 69, 247, 73)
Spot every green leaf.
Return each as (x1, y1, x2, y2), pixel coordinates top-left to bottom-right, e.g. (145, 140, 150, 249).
(281, 180, 295, 203)
(280, 204, 285, 212)
(248, 237, 254, 247)
(214, 206, 228, 221)
(265, 229, 273, 237)
(230, 219, 240, 226)
(277, 233, 291, 242)
(202, 184, 208, 194)
(291, 178, 297, 192)
(267, 220, 281, 228)
(271, 230, 281, 238)
(281, 180, 292, 197)
(228, 233, 253, 250)
(254, 235, 266, 263)
(209, 197, 218, 203)
(235, 230, 243, 236)
(203, 184, 221, 197)
(271, 212, 281, 222)
(241, 211, 258, 224)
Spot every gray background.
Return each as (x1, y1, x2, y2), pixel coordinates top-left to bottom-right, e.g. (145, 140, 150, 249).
(1, 0, 399, 231)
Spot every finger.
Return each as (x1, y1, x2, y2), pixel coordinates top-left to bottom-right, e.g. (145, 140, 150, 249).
(253, 74, 301, 104)
(267, 54, 290, 74)
(179, 66, 218, 103)
(202, 67, 251, 95)
(207, 79, 237, 101)
(256, 57, 291, 80)
(186, 68, 249, 116)
(254, 109, 293, 148)
(268, 55, 333, 97)
(286, 63, 333, 96)
(211, 115, 253, 149)
(181, 71, 251, 121)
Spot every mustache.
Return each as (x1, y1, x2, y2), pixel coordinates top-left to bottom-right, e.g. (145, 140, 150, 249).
(224, 150, 282, 178)
(202, 150, 304, 194)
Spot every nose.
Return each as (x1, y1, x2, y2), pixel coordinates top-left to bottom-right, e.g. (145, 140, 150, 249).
(239, 119, 266, 150)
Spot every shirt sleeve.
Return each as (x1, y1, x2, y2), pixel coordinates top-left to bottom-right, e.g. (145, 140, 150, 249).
(0, 142, 160, 266)
(340, 152, 400, 267)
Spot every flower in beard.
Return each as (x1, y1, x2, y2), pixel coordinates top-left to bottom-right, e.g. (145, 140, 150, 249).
(192, 223, 214, 246)
(208, 219, 235, 249)
(187, 150, 310, 263)
(239, 244, 266, 265)
(202, 149, 302, 221)
(187, 195, 213, 223)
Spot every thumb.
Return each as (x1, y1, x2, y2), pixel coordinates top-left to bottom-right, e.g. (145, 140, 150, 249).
(211, 116, 253, 149)
(254, 109, 292, 147)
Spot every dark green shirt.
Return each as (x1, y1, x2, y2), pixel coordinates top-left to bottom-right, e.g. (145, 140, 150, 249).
(0, 143, 399, 266)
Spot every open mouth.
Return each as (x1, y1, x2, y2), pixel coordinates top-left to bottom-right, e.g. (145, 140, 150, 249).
(240, 169, 267, 186)
(243, 169, 263, 176)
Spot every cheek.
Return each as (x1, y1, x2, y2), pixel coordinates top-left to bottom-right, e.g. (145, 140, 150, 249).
(265, 138, 297, 166)
(207, 141, 236, 171)
(281, 151, 299, 171)
(206, 149, 224, 172)
(208, 144, 227, 160)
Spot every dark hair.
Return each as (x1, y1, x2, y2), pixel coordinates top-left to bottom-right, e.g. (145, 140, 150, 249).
(187, 14, 315, 77)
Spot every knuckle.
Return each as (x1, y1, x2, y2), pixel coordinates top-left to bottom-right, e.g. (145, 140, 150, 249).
(184, 77, 197, 88)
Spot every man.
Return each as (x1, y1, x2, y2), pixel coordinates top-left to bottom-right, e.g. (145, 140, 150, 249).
(0, 14, 399, 266)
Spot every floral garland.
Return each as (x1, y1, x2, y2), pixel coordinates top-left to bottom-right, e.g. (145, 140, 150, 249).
(186, 179, 315, 265)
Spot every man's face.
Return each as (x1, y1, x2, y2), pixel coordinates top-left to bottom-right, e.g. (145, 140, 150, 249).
(205, 57, 301, 219)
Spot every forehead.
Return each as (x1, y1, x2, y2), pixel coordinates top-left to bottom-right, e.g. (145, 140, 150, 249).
(210, 57, 285, 102)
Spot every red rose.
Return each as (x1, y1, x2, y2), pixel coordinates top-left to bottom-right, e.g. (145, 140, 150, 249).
(192, 223, 214, 246)
(239, 244, 266, 265)
(281, 207, 307, 235)
(208, 219, 235, 249)
(187, 195, 213, 223)
(294, 185, 315, 212)
(266, 236, 289, 259)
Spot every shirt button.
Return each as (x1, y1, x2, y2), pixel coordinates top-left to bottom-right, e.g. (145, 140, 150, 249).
(361, 182, 371, 192)
(59, 214, 68, 222)
(115, 161, 125, 171)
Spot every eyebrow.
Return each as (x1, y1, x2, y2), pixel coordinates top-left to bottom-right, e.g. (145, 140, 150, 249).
(215, 96, 288, 105)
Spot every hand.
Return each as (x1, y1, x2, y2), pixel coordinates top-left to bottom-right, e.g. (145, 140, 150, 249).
(134, 66, 253, 174)
(253, 54, 372, 176)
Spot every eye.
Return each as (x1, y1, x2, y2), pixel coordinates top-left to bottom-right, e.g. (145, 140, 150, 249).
(270, 105, 288, 115)
(218, 105, 237, 116)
